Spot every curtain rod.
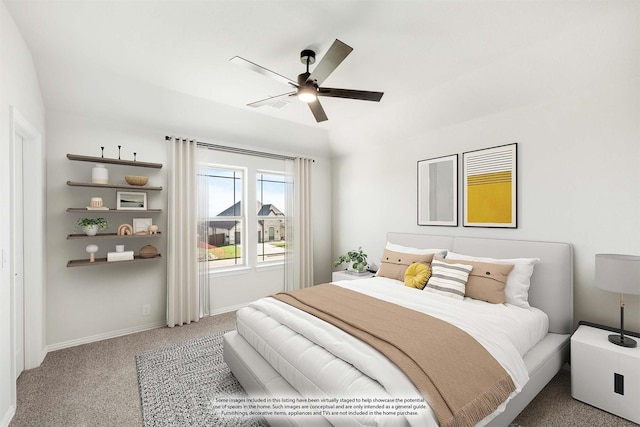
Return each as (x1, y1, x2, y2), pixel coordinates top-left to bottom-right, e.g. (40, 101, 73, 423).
(164, 136, 313, 162)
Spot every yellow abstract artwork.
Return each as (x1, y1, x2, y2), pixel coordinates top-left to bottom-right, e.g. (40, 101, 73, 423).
(463, 144, 517, 227)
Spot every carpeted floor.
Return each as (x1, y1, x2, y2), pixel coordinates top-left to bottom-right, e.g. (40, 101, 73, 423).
(10, 311, 639, 426)
(136, 331, 268, 427)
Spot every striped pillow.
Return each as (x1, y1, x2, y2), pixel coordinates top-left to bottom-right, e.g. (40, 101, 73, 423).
(424, 259, 473, 300)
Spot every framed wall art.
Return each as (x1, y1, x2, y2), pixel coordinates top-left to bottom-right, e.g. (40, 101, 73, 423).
(417, 154, 458, 226)
(463, 143, 517, 228)
(116, 191, 147, 210)
(133, 218, 152, 233)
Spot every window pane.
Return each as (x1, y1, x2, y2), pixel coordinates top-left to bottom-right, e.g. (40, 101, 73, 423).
(198, 166, 244, 268)
(199, 220, 243, 266)
(257, 172, 286, 263)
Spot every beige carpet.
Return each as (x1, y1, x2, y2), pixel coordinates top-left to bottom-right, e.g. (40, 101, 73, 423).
(10, 311, 638, 427)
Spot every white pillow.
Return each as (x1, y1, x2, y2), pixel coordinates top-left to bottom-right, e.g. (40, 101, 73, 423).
(444, 251, 540, 308)
(424, 259, 473, 300)
(385, 242, 448, 257)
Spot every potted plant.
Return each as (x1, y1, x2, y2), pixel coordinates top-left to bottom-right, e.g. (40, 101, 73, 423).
(75, 217, 109, 236)
(334, 247, 368, 273)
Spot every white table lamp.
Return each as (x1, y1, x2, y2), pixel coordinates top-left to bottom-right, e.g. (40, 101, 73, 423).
(595, 254, 640, 348)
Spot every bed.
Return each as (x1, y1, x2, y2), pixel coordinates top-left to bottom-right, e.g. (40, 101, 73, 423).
(223, 233, 573, 426)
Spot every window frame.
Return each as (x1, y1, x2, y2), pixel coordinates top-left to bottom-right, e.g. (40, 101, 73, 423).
(197, 164, 247, 270)
(256, 170, 287, 265)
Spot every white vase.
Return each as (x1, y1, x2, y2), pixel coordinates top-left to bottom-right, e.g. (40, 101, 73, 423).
(83, 224, 99, 236)
(92, 164, 109, 184)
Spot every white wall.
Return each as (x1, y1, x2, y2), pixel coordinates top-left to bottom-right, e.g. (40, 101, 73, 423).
(0, 2, 46, 425)
(331, 4, 640, 332)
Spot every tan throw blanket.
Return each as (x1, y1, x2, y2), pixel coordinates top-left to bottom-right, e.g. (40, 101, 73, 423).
(273, 284, 515, 427)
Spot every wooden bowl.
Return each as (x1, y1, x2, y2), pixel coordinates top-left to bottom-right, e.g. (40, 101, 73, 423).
(125, 175, 148, 186)
(139, 245, 158, 258)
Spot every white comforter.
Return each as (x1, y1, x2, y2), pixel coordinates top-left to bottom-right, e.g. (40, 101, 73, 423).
(235, 277, 549, 427)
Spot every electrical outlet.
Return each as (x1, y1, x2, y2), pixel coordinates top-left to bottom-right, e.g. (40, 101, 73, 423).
(142, 304, 150, 316)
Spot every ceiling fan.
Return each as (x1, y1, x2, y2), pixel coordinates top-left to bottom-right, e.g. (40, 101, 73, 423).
(230, 39, 384, 123)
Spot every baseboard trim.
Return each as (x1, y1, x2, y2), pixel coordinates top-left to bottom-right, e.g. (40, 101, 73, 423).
(0, 404, 16, 427)
(209, 303, 248, 316)
(46, 321, 166, 352)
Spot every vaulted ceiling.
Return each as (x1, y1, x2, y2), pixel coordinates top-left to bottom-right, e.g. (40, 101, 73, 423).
(4, 0, 621, 153)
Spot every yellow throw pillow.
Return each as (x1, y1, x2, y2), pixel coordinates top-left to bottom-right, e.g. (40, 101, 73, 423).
(404, 262, 432, 290)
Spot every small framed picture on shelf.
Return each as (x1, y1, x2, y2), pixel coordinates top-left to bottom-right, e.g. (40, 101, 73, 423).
(116, 191, 147, 210)
(133, 218, 152, 233)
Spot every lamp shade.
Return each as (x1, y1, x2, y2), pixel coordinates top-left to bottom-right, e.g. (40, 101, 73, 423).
(595, 254, 640, 295)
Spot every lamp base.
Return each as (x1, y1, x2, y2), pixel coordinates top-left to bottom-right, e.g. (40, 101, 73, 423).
(608, 334, 637, 348)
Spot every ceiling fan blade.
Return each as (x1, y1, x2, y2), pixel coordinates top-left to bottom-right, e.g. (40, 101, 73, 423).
(307, 99, 328, 122)
(308, 39, 353, 86)
(318, 87, 384, 102)
(230, 56, 297, 87)
(247, 92, 296, 108)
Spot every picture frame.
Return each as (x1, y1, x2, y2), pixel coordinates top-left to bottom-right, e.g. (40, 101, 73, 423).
(463, 143, 517, 228)
(116, 191, 147, 210)
(133, 218, 152, 233)
(417, 154, 458, 226)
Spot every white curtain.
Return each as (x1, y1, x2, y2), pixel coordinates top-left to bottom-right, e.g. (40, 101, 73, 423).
(197, 162, 210, 317)
(166, 137, 199, 327)
(284, 157, 314, 290)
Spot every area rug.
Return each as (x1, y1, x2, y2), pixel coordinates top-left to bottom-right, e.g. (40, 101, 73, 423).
(136, 330, 269, 427)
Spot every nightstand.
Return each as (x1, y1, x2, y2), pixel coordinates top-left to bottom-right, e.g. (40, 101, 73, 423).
(332, 270, 374, 282)
(571, 323, 640, 424)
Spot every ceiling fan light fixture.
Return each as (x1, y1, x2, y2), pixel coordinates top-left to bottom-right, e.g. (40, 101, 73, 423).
(297, 85, 317, 103)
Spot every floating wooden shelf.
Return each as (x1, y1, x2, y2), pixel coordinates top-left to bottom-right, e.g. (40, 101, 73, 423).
(66, 208, 163, 213)
(66, 181, 163, 191)
(67, 232, 162, 240)
(67, 153, 162, 169)
(67, 254, 163, 267)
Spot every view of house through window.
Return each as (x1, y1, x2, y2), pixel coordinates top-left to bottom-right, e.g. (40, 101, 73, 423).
(257, 171, 286, 263)
(198, 166, 244, 267)
(197, 165, 287, 268)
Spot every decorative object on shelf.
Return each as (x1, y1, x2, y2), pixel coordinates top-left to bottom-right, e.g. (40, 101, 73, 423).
(463, 143, 517, 228)
(133, 218, 152, 233)
(334, 247, 368, 273)
(595, 253, 640, 348)
(148, 225, 159, 235)
(91, 163, 109, 184)
(115, 244, 125, 253)
(125, 175, 149, 186)
(100, 147, 104, 158)
(75, 217, 109, 236)
(116, 191, 147, 210)
(117, 223, 133, 236)
(86, 244, 99, 262)
(86, 196, 108, 210)
(139, 244, 158, 258)
(417, 154, 458, 227)
(134, 231, 148, 236)
(118, 145, 122, 160)
(107, 250, 134, 262)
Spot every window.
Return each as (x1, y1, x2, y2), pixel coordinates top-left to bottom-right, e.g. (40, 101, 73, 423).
(197, 166, 244, 267)
(257, 171, 286, 263)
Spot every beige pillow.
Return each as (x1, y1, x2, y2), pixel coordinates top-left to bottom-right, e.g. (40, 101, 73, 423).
(377, 249, 434, 282)
(435, 257, 514, 304)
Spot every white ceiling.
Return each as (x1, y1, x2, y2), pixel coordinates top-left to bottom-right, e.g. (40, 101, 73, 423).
(4, 0, 619, 143)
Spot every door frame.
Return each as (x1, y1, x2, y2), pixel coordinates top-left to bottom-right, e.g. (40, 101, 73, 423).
(9, 106, 46, 378)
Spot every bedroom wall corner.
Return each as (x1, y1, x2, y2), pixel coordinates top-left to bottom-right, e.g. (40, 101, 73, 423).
(330, 3, 640, 333)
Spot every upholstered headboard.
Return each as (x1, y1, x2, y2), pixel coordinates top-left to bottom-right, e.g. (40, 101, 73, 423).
(386, 233, 574, 334)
